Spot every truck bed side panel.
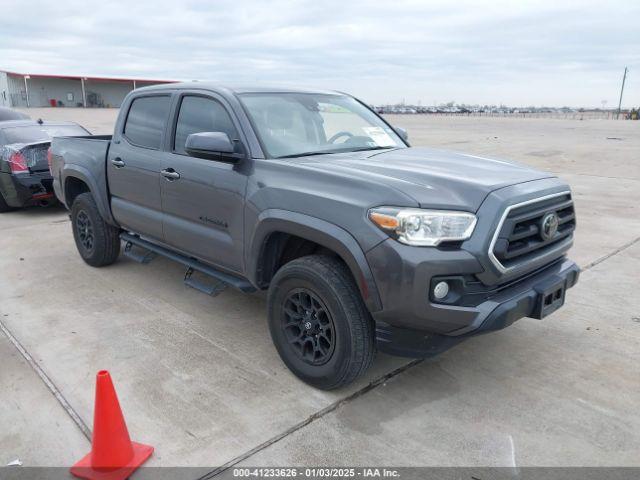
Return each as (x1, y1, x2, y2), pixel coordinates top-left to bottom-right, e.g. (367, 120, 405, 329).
(51, 135, 116, 225)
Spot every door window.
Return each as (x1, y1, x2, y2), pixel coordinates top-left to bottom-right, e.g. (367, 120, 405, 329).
(123, 95, 171, 149)
(174, 96, 238, 155)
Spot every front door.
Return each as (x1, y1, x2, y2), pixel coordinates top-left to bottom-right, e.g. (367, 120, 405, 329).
(159, 94, 248, 273)
(107, 94, 172, 242)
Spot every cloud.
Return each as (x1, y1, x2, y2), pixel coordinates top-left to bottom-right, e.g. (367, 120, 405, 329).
(1, 0, 638, 106)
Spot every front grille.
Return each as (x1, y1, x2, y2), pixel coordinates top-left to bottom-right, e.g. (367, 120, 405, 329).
(491, 192, 575, 271)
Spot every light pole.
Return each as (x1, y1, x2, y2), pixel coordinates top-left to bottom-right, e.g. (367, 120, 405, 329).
(81, 77, 87, 108)
(616, 67, 628, 119)
(23, 75, 30, 108)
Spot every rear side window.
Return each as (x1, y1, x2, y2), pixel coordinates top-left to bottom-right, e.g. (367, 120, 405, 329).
(124, 96, 171, 149)
(174, 96, 238, 154)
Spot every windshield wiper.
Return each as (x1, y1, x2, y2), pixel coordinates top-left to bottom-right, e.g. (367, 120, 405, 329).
(276, 150, 347, 159)
(276, 146, 396, 159)
(348, 146, 396, 153)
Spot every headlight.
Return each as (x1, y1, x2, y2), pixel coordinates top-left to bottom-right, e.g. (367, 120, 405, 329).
(368, 207, 477, 246)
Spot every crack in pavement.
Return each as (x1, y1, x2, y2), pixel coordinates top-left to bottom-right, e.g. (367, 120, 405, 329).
(581, 236, 640, 271)
(197, 359, 424, 479)
(0, 319, 92, 442)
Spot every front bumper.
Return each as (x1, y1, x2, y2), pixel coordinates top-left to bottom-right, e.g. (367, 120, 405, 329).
(365, 223, 580, 357)
(0, 171, 56, 208)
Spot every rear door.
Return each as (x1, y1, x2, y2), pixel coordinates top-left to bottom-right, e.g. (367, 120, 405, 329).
(159, 92, 248, 273)
(107, 94, 171, 241)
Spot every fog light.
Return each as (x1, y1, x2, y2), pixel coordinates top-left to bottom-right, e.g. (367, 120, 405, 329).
(433, 281, 449, 299)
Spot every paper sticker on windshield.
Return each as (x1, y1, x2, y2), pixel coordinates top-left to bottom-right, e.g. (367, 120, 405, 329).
(361, 127, 396, 147)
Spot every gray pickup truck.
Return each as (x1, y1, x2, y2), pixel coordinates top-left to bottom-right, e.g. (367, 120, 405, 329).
(50, 83, 579, 389)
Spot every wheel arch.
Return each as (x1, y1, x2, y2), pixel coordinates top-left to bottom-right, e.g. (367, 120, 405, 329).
(248, 209, 382, 312)
(61, 165, 116, 226)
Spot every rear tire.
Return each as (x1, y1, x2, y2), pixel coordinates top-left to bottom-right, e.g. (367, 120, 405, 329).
(71, 193, 120, 267)
(267, 255, 375, 390)
(0, 191, 13, 213)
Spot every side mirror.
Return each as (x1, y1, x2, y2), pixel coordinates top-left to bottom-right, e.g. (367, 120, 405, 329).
(185, 132, 241, 162)
(395, 127, 409, 142)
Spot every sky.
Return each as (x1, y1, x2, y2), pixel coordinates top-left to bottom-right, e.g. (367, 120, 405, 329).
(1, 0, 639, 108)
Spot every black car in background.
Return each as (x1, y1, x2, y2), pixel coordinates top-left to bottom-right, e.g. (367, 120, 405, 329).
(0, 107, 30, 122)
(0, 120, 90, 212)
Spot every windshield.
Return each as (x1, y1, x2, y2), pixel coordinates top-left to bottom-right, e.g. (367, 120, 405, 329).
(239, 93, 405, 158)
(1, 124, 89, 145)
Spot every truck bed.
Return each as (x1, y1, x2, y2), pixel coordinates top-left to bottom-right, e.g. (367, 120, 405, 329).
(50, 135, 113, 220)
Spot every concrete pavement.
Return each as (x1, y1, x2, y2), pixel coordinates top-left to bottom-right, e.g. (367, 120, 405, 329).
(1, 111, 638, 472)
(0, 326, 88, 467)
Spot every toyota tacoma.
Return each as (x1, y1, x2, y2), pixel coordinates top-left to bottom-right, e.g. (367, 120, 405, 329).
(50, 84, 579, 389)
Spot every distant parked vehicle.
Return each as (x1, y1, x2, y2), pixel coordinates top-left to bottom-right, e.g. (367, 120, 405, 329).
(0, 120, 90, 212)
(0, 107, 30, 122)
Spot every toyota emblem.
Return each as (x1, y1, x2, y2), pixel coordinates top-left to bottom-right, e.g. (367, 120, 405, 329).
(540, 212, 559, 240)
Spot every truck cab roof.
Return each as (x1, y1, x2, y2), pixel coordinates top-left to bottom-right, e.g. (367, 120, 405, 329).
(132, 81, 343, 97)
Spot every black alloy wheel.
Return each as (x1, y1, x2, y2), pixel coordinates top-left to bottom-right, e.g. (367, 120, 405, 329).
(267, 255, 375, 390)
(75, 209, 94, 253)
(70, 193, 121, 267)
(282, 288, 336, 365)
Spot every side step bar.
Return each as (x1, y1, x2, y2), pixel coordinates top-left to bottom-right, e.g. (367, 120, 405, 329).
(123, 241, 157, 264)
(120, 232, 256, 294)
(184, 267, 227, 296)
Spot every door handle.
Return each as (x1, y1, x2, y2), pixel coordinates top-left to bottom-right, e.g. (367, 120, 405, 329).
(111, 158, 125, 168)
(161, 168, 180, 180)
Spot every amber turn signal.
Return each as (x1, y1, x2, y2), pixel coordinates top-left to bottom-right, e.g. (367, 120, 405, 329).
(369, 211, 399, 230)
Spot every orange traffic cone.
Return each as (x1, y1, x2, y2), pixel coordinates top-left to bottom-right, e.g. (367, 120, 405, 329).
(70, 370, 153, 480)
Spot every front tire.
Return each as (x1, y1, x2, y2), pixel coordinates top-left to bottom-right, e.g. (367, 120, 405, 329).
(267, 255, 375, 390)
(71, 193, 120, 267)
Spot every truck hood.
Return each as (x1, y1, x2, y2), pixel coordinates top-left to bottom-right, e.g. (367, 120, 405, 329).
(290, 147, 554, 211)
